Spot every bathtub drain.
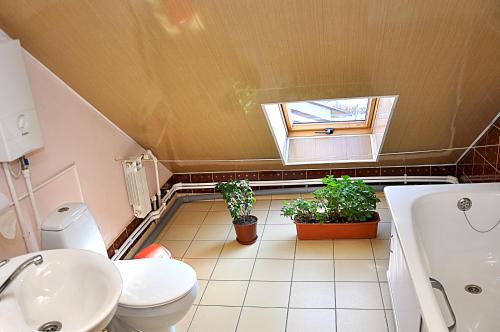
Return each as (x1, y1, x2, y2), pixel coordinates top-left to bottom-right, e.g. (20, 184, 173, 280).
(465, 284, 482, 294)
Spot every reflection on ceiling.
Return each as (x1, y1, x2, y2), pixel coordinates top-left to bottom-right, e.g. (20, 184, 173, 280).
(0, 0, 499, 171)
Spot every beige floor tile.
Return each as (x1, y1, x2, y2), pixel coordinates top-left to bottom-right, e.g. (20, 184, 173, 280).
(271, 194, 301, 200)
(237, 307, 287, 332)
(262, 224, 297, 240)
(334, 239, 373, 259)
(174, 305, 196, 332)
(244, 281, 290, 307)
(189, 306, 240, 332)
(377, 222, 391, 239)
(377, 208, 392, 222)
(172, 211, 207, 225)
(372, 239, 390, 259)
(203, 211, 233, 224)
(336, 309, 388, 332)
(253, 199, 271, 210)
(376, 260, 389, 282)
(270, 199, 289, 210)
(251, 259, 293, 281)
(386, 310, 396, 332)
(301, 192, 315, 199)
(380, 283, 392, 309)
(335, 260, 378, 282)
(193, 280, 208, 304)
(211, 259, 255, 280)
(289, 282, 335, 308)
(295, 240, 333, 259)
(219, 240, 260, 258)
(162, 224, 200, 241)
(293, 260, 335, 281)
(266, 210, 294, 224)
(180, 201, 213, 212)
(182, 258, 217, 279)
(252, 210, 269, 224)
(200, 280, 248, 306)
(194, 225, 232, 240)
(184, 241, 225, 258)
(158, 240, 191, 258)
(257, 241, 296, 259)
(336, 282, 384, 309)
(286, 309, 336, 332)
(227, 224, 264, 241)
(210, 200, 229, 211)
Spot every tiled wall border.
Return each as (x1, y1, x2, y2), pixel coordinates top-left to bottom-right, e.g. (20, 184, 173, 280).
(457, 116, 500, 183)
(165, 164, 458, 194)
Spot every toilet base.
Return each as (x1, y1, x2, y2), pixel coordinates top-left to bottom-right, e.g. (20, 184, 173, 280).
(107, 317, 175, 332)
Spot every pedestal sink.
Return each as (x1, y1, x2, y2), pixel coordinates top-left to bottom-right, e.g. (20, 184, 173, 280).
(0, 249, 122, 332)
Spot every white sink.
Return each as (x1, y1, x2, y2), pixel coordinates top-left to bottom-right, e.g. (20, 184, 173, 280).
(0, 249, 122, 332)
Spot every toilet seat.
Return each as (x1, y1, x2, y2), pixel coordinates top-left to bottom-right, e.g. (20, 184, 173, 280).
(113, 258, 197, 309)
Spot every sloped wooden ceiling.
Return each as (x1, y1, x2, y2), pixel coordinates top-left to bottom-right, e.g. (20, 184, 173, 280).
(0, 0, 499, 172)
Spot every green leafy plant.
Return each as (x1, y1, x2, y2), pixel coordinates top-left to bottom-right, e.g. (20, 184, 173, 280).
(215, 180, 256, 224)
(282, 175, 380, 223)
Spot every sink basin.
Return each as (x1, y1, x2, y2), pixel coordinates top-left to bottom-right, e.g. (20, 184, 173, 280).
(0, 249, 122, 332)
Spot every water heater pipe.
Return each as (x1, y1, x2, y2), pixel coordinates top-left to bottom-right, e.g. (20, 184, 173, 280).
(2, 162, 39, 252)
(20, 158, 43, 230)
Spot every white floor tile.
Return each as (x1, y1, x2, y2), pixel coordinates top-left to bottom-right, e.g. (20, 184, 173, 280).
(380, 283, 392, 309)
(334, 260, 378, 282)
(289, 282, 335, 308)
(334, 239, 373, 259)
(336, 309, 388, 332)
(184, 241, 225, 258)
(286, 309, 335, 332)
(244, 281, 290, 307)
(376, 260, 389, 282)
(211, 258, 255, 280)
(237, 307, 287, 332)
(293, 260, 335, 281)
(220, 240, 260, 258)
(200, 280, 248, 306)
(336, 282, 384, 309)
(372, 239, 390, 259)
(262, 224, 297, 240)
(189, 306, 240, 332)
(295, 240, 333, 259)
(258, 241, 296, 259)
(251, 259, 294, 281)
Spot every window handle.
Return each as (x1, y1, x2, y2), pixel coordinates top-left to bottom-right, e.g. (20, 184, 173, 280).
(314, 128, 334, 135)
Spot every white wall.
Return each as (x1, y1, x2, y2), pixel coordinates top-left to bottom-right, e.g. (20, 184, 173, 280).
(0, 35, 171, 260)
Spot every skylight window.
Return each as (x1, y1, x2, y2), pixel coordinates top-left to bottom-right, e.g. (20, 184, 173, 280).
(281, 97, 377, 133)
(262, 95, 397, 165)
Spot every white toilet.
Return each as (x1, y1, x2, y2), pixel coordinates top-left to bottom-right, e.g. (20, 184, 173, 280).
(41, 203, 198, 332)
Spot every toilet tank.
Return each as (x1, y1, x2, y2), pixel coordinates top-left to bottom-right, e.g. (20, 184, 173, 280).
(41, 203, 108, 256)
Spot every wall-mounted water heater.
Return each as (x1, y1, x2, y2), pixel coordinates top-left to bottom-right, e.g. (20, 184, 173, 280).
(0, 39, 43, 162)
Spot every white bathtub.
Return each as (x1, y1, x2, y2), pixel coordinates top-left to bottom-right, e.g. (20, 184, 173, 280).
(385, 183, 500, 332)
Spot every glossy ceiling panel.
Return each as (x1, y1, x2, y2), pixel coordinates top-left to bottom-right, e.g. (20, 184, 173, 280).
(0, 0, 498, 171)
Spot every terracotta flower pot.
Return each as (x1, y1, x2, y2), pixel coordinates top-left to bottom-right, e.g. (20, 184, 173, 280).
(295, 212, 380, 240)
(233, 215, 258, 245)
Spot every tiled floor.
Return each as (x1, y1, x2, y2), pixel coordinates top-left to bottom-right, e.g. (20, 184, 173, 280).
(157, 193, 395, 332)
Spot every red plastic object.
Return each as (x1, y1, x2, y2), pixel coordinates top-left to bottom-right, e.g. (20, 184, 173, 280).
(134, 244, 172, 259)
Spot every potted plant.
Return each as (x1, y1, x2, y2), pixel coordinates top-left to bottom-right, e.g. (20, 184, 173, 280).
(215, 179, 258, 245)
(282, 175, 380, 240)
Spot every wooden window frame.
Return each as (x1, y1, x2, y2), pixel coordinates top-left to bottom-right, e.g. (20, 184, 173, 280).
(281, 97, 379, 137)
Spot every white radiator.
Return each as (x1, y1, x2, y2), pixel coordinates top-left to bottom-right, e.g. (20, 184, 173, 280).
(123, 160, 152, 218)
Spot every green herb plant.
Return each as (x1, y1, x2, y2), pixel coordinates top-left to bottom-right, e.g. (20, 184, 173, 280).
(282, 176, 380, 223)
(215, 180, 256, 225)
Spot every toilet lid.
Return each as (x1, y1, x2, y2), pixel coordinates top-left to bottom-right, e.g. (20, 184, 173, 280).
(113, 258, 197, 308)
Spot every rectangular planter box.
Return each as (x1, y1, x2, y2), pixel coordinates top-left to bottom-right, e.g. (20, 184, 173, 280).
(294, 212, 380, 240)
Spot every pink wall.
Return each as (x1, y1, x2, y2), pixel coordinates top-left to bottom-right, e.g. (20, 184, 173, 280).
(0, 39, 171, 260)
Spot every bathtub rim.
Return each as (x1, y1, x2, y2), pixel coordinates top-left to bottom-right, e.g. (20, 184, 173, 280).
(384, 182, 500, 332)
